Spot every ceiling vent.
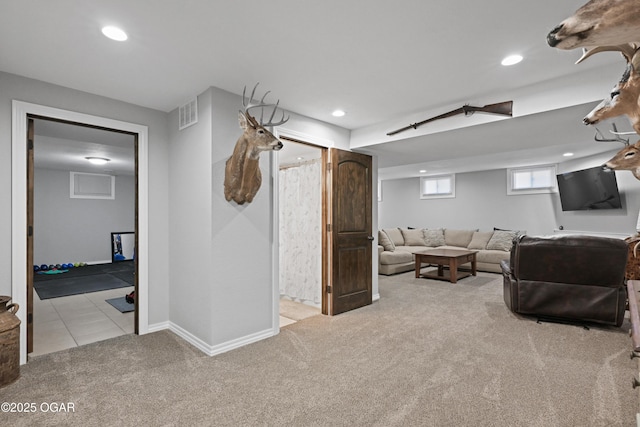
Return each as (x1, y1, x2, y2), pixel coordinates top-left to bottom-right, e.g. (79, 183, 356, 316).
(178, 98, 198, 130)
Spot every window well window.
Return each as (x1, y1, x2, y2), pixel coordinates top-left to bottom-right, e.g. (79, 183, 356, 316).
(420, 174, 455, 199)
(507, 165, 557, 195)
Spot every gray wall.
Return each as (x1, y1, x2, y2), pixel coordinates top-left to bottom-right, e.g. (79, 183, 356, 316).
(0, 71, 171, 325)
(34, 168, 135, 265)
(210, 86, 275, 344)
(379, 149, 640, 237)
(168, 89, 214, 343)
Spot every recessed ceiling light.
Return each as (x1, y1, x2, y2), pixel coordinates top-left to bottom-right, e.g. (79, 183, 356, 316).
(501, 54, 523, 66)
(563, 152, 574, 157)
(332, 110, 346, 117)
(86, 157, 110, 165)
(419, 169, 427, 173)
(297, 157, 304, 161)
(101, 26, 128, 41)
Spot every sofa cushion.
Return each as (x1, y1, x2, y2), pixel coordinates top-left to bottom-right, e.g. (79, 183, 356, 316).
(383, 228, 404, 246)
(379, 250, 414, 265)
(401, 228, 426, 246)
(378, 230, 395, 251)
(423, 228, 445, 247)
(467, 231, 494, 250)
(397, 246, 430, 255)
(486, 230, 518, 251)
(444, 229, 476, 247)
(476, 249, 510, 264)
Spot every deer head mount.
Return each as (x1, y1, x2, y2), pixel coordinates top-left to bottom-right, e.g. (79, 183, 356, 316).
(604, 139, 640, 180)
(224, 84, 289, 205)
(576, 44, 640, 134)
(547, 0, 640, 50)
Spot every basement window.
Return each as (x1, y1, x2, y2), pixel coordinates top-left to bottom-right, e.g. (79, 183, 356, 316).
(420, 174, 455, 199)
(507, 165, 557, 195)
(70, 172, 115, 199)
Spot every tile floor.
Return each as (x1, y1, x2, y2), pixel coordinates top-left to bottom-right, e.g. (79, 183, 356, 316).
(31, 286, 135, 358)
(31, 288, 321, 358)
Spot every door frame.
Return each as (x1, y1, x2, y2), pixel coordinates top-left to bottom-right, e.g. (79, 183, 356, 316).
(11, 100, 149, 365)
(271, 128, 334, 330)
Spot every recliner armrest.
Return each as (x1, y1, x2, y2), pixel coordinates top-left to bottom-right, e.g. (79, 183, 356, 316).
(500, 259, 510, 276)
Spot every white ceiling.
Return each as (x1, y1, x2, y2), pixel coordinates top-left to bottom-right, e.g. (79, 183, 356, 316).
(33, 120, 136, 176)
(2, 0, 635, 179)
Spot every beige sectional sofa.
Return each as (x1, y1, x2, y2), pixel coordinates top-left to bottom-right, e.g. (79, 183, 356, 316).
(378, 227, 516, 275)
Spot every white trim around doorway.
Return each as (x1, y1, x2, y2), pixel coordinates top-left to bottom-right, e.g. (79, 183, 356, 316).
(11, 100, 149, 365)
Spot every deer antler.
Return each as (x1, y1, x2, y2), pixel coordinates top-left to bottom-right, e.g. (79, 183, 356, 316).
(576, 43, 638, 64)
(242, 83, 289, 127)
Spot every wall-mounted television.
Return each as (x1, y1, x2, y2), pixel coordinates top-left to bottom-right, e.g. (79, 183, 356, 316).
(556, 166, 622, 211)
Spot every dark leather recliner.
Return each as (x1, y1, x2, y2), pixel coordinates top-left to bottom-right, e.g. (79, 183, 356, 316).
(501, 235, 628, 327)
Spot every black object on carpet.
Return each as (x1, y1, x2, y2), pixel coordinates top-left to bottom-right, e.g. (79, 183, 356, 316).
(106, 297, 135, 313)
(34, 262, 134, 300)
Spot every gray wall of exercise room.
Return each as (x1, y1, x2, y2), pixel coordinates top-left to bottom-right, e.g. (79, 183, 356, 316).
(379, 150, 640, 237)
(33, 168, 135, 266)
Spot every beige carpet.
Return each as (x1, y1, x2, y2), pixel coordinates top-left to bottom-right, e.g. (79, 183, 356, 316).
(1, 271, 636, 426)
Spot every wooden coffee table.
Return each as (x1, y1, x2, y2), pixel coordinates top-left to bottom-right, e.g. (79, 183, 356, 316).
(414, 248, 478, 283)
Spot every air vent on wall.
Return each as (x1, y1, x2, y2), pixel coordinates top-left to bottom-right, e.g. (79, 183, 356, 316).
(178, 98, 198, 130)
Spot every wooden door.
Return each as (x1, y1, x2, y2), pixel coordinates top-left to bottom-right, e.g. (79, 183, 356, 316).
(328, 149, 372, 315)
(26, 118, 34, 353)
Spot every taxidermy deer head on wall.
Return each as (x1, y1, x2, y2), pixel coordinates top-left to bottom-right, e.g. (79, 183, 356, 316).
(576, 44, 640, 133)
(604, 139, 640, 180)
(547, 0, 640, 50)
(224, 84, 289, 205)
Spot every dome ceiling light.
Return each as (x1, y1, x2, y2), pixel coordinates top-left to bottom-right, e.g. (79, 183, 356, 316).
(101, 26, 128, 41)
(501, 54, 523, 66)
(85, 157, 111, 165)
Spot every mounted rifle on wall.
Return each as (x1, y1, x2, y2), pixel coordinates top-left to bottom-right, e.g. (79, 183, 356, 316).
(386, 101, 513, 136)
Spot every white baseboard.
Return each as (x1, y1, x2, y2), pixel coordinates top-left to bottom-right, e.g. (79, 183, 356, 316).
(373, 293, 380, 302)
(156, 321, 276, 357)
(147, 321, 170, 334)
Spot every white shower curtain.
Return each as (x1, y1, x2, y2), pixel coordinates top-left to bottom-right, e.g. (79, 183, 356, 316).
(279, 159, 322, 306)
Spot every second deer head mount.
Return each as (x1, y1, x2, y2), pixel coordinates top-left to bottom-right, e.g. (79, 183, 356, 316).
(577, 44, 640, 134)
(604, 139, 640, 180)
(224, 83, 289, 205)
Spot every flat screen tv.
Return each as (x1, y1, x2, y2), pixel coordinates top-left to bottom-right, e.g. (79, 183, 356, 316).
(556, 166, 622, 211)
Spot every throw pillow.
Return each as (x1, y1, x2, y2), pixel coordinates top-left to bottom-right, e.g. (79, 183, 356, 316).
(486, 230, 518, 251)
(467, 231, 494, 249)
(423, 228, 445, 247)
(383, 228, 404, 246)
(494, 227, 526, 236)
(378, 230, 395, 252)
(401, 228, 426, 246)
(444, 229, 477, 247)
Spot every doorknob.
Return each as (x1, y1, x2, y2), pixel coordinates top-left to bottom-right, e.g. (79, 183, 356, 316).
(367, 236, 374, 241)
